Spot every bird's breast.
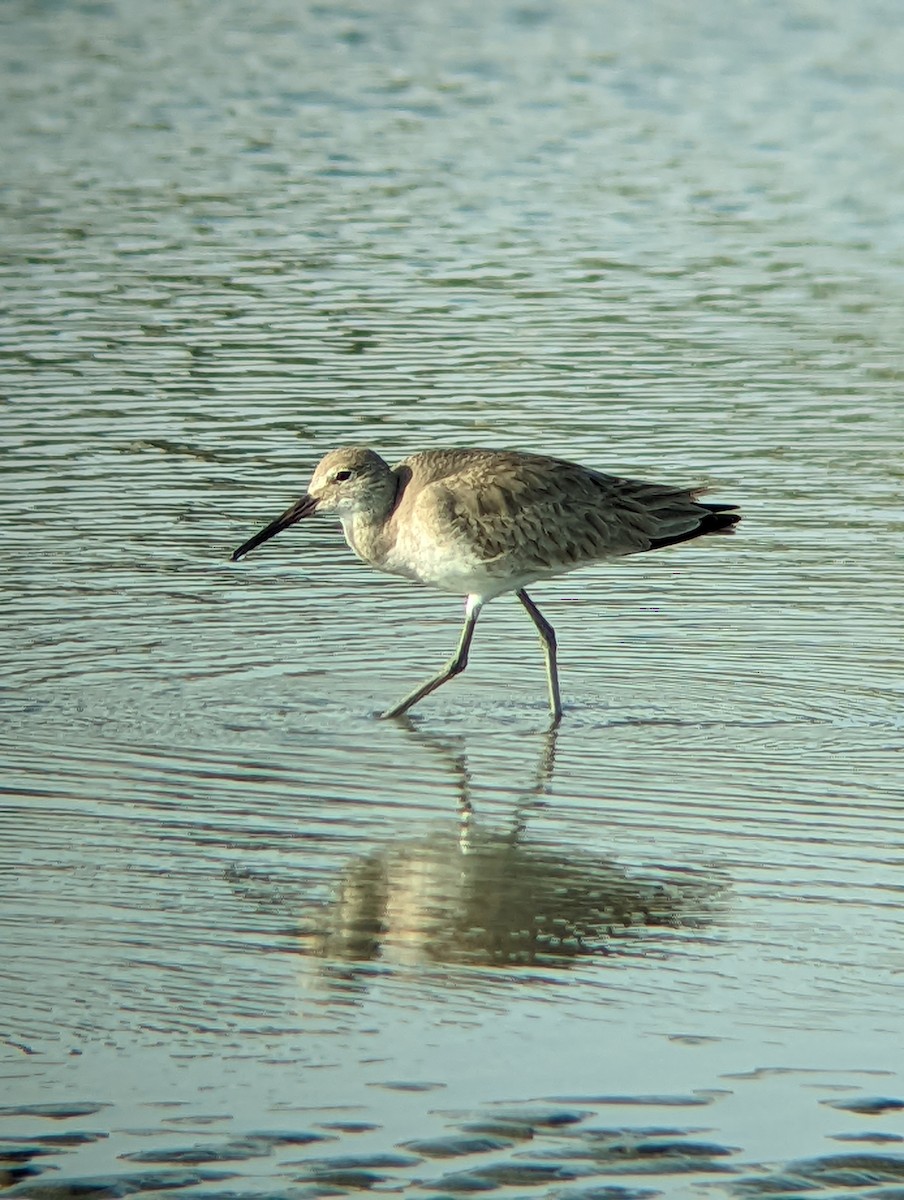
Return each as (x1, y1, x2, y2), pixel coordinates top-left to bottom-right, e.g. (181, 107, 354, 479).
(341, 512, 498, 595)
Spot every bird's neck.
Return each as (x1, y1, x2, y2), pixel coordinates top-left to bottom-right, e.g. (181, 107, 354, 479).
(340, 498, 399, 570)
(339, 468, 405, 568)
(340, 511, 379, 563)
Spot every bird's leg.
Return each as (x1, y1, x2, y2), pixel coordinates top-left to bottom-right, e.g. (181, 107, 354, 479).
(381, 597, 482, 720)
(516, 589, 563, 726)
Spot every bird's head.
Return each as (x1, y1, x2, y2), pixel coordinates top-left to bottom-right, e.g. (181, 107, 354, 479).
(231, 447, 395, 561)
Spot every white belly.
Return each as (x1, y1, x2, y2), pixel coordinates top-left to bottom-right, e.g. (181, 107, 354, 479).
(340, 512, 553, 601)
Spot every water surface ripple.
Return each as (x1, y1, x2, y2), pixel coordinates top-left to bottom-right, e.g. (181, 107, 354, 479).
(3, 0, 904, 1196)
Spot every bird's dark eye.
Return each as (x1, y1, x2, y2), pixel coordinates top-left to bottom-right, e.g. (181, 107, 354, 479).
(334, 469, 353, 483)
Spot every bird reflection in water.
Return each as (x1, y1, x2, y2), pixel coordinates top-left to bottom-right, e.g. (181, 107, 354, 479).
(310, 726, 722, 971)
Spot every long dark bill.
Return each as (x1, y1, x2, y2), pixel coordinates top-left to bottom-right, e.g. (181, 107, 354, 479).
(231, 494, 319, 561)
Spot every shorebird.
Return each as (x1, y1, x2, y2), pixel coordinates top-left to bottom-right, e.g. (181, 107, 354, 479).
(231, 447, 740, 723)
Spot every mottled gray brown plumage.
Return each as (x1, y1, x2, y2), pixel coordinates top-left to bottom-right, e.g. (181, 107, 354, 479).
(232, 446, 740, 723)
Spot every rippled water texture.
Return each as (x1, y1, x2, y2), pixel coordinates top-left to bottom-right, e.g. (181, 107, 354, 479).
(2, 0, 903, 1196)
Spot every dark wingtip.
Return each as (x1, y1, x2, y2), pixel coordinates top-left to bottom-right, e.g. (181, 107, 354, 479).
(703, 507, 742, 535)
(648, 505, 741, 552)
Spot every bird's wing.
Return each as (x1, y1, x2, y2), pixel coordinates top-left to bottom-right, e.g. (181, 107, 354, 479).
(415, 453, 707, 572)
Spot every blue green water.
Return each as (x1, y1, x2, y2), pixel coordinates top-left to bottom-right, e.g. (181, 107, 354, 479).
(2, 1, 903, 1196)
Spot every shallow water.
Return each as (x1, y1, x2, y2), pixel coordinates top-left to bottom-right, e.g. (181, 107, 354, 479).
(3, 0, 904, 1196)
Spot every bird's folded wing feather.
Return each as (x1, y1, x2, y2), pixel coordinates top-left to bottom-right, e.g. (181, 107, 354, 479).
(418, 457, 707, 570)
